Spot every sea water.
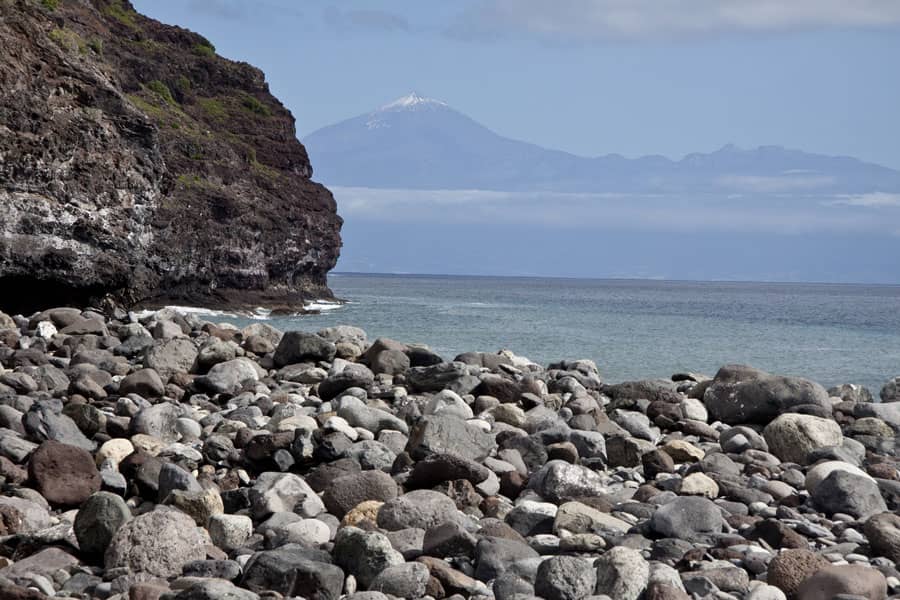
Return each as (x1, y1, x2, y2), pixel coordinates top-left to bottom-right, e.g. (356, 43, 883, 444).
(216, 273, 900, 394)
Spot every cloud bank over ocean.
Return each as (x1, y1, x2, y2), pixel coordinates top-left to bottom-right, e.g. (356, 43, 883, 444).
(334, 186, 900, 236)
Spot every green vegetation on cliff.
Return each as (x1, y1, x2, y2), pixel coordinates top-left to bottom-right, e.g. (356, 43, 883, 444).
(0, 0, 342, 309)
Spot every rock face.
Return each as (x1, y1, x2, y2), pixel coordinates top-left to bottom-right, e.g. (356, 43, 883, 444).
(0, 0, 341, 313)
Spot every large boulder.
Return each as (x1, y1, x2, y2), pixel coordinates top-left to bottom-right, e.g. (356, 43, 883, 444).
(249, 472, 324, 519)
(318, 363, 375, 401)
(594, 546, 649, 600)
(762, 413, 842, 464)
(767, 549, 830, 597)
(406, 414, 495, 462)
(865, 512, 900, 563)
(322, 470, 399, 518)
(804, 460, 873, 493)
(104, 507, 209, 577)
(405, 362, 480, 394)
(318, 325, 368, 360)
(22, 403, 95, 450)
(143, 338, 198, 379)
(527, 460, 608, 502)
(474, 536, 540, 581)
(130, 402, 181, 443)
(811, 470, 887, 519)
(241, 547, 344, 600)
(648, 497, 724, 542)
(74, 491, 131, 555)
(332, 526, 404, 588)
(704, 370, 830, 425)
(197, 357, 262, 394)
(273, 332, 336, 367)
(855, 401, 900, 429)
(28, 440, 101, 506)
(377, 490, 460, 531)
(535, 555, 597, 600)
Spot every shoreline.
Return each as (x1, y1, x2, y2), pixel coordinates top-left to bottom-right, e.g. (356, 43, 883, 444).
(0, 305, 898, 599)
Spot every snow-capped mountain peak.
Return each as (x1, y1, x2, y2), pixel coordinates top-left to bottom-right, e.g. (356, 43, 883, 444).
(379, 92, 447, 111)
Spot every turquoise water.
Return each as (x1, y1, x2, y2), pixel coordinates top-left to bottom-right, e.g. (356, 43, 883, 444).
(222, 274, 900, 394)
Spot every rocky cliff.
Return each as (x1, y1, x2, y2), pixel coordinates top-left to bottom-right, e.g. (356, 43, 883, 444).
(0, 0, 342, 314)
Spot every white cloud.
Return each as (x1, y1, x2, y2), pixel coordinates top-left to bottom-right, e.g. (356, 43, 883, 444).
(332, 186, 899, 235)
(829, 192, 900, 208)
(716, 174, 836, 193)
(453, 0, 900, 40)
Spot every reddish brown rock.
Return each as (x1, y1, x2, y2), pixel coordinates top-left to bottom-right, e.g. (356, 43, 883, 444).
(0, 585, 51, 600)
(0, 456, 27, 484)
(28, 440, 101, 506)
(646, 582, 691, 600)
(0, 504, 24, 535)
(767, 549, 830, 597)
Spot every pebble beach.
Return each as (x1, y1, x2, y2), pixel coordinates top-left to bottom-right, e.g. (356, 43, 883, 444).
(0, 305, 899, 600)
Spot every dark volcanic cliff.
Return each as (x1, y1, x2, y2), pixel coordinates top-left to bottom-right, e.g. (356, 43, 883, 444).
(0, 0, 342, 313)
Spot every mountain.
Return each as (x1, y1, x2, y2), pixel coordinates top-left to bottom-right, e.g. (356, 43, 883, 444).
(0, 0, 341, 313)
(304, 92, 900, 194)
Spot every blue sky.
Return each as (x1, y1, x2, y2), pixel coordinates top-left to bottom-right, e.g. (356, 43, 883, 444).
(133, 0, 900, 169)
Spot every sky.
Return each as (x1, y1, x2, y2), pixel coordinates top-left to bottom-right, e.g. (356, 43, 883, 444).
(132, 0, 900, 170)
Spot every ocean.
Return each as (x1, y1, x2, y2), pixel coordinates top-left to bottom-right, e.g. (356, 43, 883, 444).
(217, 273, 900, 395)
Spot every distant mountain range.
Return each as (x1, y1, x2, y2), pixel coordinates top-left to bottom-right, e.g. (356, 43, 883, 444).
(304, 92, 900, 194)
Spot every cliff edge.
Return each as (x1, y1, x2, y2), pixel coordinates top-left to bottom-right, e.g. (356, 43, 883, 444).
(0, 0, 342, 313)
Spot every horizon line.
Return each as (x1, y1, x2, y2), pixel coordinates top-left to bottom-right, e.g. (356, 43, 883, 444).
(331, 270, 900, 288)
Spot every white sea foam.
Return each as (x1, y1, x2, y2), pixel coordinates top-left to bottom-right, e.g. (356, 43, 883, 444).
(304, 300, 344, 312)
(132, 300, 344, 320)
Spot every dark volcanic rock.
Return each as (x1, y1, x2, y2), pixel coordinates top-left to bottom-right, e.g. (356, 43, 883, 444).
(811, 470, 887, 519)
(242, 547, 344, 600)
(321, 470, 398, 518)
(703, 369, 831, 425)
(648, 497, 724, 542)
(0, 0, 341, 313)
(273, 332, 336, 366)
(28, 440, 101, 506)
(74, 491, 132, 555)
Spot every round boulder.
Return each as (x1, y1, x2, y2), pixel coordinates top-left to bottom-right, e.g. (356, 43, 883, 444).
(763, 413, 842, 464)
(704, 374, 830, 425)
(28, 440, 101, 506)
(767, 549, 831, 597)
(811, 470, 887, 519)
(535, 555, 597, 600)
(368, 561, 430, 598)
(804, 460, 873, 493)
(864, 512, 900, 563)
(104, 507, 209, 577)
(377, 490, 459, 531)
(648, 497, 724, 542)
(322, 470, 399, 519)
(594, 546, 649, 600)
(74, 491, 131, 555)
